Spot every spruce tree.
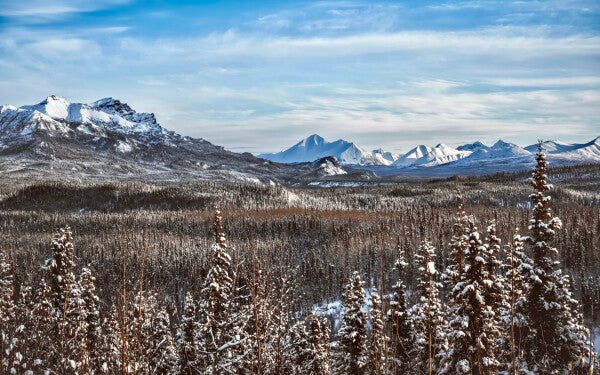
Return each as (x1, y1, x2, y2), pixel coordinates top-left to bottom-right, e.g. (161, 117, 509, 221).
(441, 218, 500, 374)
(367, 287, 387, 375)
(521, 142, 590, 373)
(45, 227, 84, 374)
(444, 195, 470, 286)
(288, 320, 310, 373)
(147, 299, 178, 374)
(501, 231, 530, 373)
(389, 254, 415, 374)
(79, 266, 103, 374)
(483, 220, 505, 315)
(177, 292, 200, 375)
(306, 311, 330, 375)
(410, 239, 447, 375)
(30, 279, 55, 374)
(334, 271, 368, 375)
(198, 210, 249, 373)
(0, 252, 16, 374)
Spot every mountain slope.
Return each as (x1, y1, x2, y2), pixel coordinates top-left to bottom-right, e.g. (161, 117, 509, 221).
(0, 96, 316, 183)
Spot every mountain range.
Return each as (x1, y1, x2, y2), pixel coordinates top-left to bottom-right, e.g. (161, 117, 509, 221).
(260, 134, 600, 173)
(1, 96, 598, 184)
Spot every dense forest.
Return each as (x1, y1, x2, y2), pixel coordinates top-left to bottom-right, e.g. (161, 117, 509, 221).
(0, 148, 599, 374)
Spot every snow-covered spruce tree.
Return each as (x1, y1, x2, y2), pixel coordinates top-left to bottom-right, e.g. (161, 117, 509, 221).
(79, 266, 104, 374)
(45, 226, 85, 374)
(198, 210, 249, 373)
(440, 218, 500, 374)
(176, 292, 200, 375)
(410, 239, 447, 375)
(146, 296, 178, 374)
(334, 271, 368, 375)
(288, 319, 310, 373)
(155, 306, 179, 373)
(305, 311, 330, 375)
(388, 254, 416, 374)
(500, 231, 530, 373)
(483, 220, 506, 315)
(0, 252, 15, 374)
(30, 278, 56, 374)
(247, 264, 275, 374)
(367, 287, 387, 375)
(103, 305, 129, 374)
(8, 285, 32, 374)
(443, 194, 470, 287)
(521, 142, 590, 373)
(269, 270, 297, 374)
(128, 291, 155, 373)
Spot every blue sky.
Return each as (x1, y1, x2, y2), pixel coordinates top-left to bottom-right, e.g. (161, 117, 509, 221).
(1, 0, 599, 153)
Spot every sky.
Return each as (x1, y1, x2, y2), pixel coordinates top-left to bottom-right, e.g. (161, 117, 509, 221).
(1, 0, 599, 154)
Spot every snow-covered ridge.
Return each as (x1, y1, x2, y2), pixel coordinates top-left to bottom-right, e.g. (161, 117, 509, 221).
(260, 134, 600, 169)
(12, 95, 164, 135)
(0, 95, 173, 155)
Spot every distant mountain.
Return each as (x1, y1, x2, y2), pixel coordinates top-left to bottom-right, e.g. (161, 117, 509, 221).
(410, 143, 471, 167)
(392, 145, 432, 167)
(462, 140, 530, 160)
(258, 134, 385, 165)
(525, 138, 600, 160)
(371, 148, 399, 166)
(0, 96, 320, 183)
(456, 141, 489, 152)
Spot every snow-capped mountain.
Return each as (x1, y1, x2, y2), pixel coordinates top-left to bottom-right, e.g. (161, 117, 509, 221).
(463, 140, 531, 160)
(371, 148, 399, 166)
(410, 143, 472, 167)
(392, 145, 432, 167)
(258, 134, 384, 165)
(525, 138, 600, 161)
(0, 96, 321, 183)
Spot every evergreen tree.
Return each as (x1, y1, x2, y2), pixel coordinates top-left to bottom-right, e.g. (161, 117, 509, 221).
(410, 239, 447, 375)
(198, 210, 249, 373)
(483, 220, 505, 315)
(389, 254, 415, 374)
(46, 226, 85, 374)
(79, 266, 104, 374)
(521, 142, 590, 373)
(500, 230, 531, 373)
(103, 306, 126, 374)
(305, 312, 330, 375)
(367, 287, 387, 375)
(177, 292, 200, 375)
(334, 271, 368, 375)
(288, 320, 310, 374)
(0, 252, 15, 374)
(9, 285, 32, 374)
(441, 218, 500, 374)
(444, 195, 470, 286)
(147, 298, 178, 374)
(30, 279, 55, 374)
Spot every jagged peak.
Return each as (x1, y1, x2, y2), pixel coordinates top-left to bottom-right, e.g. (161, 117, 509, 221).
(492, 139, 516, 149)
(299, 134, 326, 146)
(44, 95, 69, 104)
(90, 97, 134, 114)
